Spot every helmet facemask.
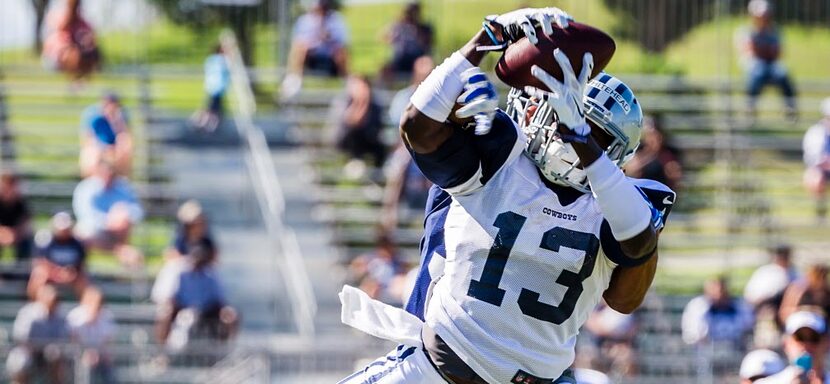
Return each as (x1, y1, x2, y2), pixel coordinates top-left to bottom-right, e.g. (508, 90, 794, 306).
(506, 78, 641, 193)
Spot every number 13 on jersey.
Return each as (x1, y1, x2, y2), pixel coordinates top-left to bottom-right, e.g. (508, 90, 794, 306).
(467, 211, 600, 325)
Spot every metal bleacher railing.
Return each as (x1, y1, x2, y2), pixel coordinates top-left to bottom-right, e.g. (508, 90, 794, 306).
(221, 30, 317, 339)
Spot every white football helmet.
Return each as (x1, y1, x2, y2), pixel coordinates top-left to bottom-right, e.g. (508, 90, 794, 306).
(506, 72, 643, 192)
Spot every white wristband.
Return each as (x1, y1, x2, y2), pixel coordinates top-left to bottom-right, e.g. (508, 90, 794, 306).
(585, 154, 653, 241)
(410, 52, 475, 123)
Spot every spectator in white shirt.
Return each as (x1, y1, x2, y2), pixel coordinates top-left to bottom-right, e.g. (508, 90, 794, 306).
(6, 284, 68, 384)
(745, 244, 799, 307)
(68, 286, 116, 383)
(745, 245, 800, 349)
(803, 98, 830, 221)
(281, 0, 349, 99)
(73, 158, 144, 267)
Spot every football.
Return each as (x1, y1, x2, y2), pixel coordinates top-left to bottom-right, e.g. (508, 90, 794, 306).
(495, 21, 616, 91)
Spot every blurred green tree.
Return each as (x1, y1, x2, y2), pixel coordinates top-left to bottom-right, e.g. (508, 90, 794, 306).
(602, 0, 830, 53)
(602, 0, 718, 53)
(148, 0, 274, 65)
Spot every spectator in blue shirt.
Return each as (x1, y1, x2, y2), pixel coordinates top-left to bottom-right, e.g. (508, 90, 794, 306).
(190, 45, 230, 132)
(382, 2, 433, 82)
(27, 212, 88, 300)
(79, 93, 133, 177)
(73, 158, 144, 267)
(739, 0, 797, 121)
(156, 239, 238, 346)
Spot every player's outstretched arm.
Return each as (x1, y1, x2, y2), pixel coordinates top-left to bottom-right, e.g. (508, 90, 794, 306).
(400, 29, 493, 154)
(603, 245, 659, 314)
(527, 50, 658, 260)
(402, 8, 571, 153)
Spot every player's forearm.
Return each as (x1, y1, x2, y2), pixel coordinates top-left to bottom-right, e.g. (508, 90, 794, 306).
(572, 138, 657, 259)
(401, 29, 491, 153)
(458, 28, 494, 67)
(603, 252, 658, 314)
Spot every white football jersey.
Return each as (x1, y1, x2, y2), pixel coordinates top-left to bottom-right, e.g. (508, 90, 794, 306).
(408, 110, 675, 383)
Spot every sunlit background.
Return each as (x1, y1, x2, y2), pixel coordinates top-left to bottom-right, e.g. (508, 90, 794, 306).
(1, 0, 829, 383)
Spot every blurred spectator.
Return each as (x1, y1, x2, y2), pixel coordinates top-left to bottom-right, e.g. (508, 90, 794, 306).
(73, 158, 144, 267)
(624, 115, 683, 191)
(582, 301, 638, 376)
(333, 75, 387, 172)
(380, 145, 432, 233)
(780, 264, 830, 323)
(382, 2, 433, 82)
(6, 285, 68, 384)
(740, 349, 786, 383)
(738, 0, 797, 121)
(165, 200, 215, 261)
(155, 239, 238, 348)
(745, 244, 799, 308)
(802, 98, 830, 221)
(745, 244, 799, 349)
(80, 93, 133, 177)
(41, 0, 101, 82)
(190, 45, 230, 133)
(0, 170, 33, 262)
(378, 57, 435, 232)
(281, 0, 349, 99)
(67, 286, 116, 383)
(681, 276, 754, 347)
(348, 233, 408, 304)
(756, 311, 830, 383)
(379, 57, 435, 233)
(388, 55, 434, 128)
(27, 212, 88, 300)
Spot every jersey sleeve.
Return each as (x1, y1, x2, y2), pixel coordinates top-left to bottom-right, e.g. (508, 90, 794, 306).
(407, 110, 525, 196)
(600, 178, 676, 267)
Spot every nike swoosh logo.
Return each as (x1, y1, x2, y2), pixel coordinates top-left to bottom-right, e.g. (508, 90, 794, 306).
(663, 196, 674, 205)
(571, 95, 585, 118)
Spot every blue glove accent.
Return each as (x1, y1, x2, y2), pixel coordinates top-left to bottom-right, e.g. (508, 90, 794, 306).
(557, 132, 589, 144)
(466, 73, 489, 84)
(463, 86, 495, 103)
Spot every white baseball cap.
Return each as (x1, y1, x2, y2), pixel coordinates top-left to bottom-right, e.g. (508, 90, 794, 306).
(786, 310, 827, 335)
(748, 0, 771, 16)
(821, 98, 830, 117)
(51, 211, 74, 231)
(740, 349, 786, 379)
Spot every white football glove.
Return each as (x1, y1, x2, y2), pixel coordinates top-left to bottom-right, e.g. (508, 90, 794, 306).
(455, 67, 499, 135)
(483, 7, 573, 50)
(525, 49, 594, 142)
